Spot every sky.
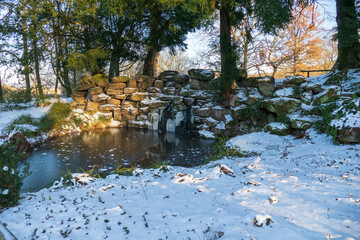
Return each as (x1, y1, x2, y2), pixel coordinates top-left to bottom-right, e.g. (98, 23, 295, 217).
(184, 0, 337, 60)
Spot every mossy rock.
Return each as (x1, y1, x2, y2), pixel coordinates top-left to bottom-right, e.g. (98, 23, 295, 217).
(246, 88, 263, 105)
(231, 104, 250, 121)
(92, 74, 109, 88)
(112, 76, 130, 83)
(240, 76, 275, 87)
(264, 98, 301, 114)
(290, 117, 314, 130)
(263, 122, 290, 136)
(188, 69, 215, 81)
(313, 86, 340, 105)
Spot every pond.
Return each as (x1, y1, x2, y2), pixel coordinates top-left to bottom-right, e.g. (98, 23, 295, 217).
(21, 128, 214, 192)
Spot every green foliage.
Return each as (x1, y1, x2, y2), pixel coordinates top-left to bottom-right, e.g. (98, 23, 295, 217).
(304, 101, 339, 134)
(38, 114, 56, 132)
(48, 102, 71, 120)
(5, 115, 39, 138)
(113, 165, 136, 176)
(304, 97, 359, 142)
(39, 102, 71, 132)
(62, 169, 75, 186)
(67, 47, 107, 74)
(0, 143, 30, 208)
(5, 89, 30, 104)
(277, 113, 291, 125)
(204, 136, 245, 164)
(243, 99, 265, 122)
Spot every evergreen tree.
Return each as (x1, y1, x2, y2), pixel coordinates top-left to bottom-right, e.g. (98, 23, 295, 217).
(217, 0, 293, 98)
(334, 0, 360, 70)
(139, 0, 214, 77)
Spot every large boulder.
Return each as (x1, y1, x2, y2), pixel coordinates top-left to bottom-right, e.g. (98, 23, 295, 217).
(106, 89, 123, 95)
(88, 87, 103, 96)
(263, 122, 289, 136)
(188, 69, 215, 81)
(240, 76, 275, 88)
(290, 116, 314, 130)
(313, 86, 341, 105)
(131, 92, 148, 102)
(174, 73, 190, 84)
(231, 104, 250, 121)
(189, 79, 211, 90)
(246, 88, 263, 105)
(108, 83, 126, 90)
(230, 88, 247, 107)
(264, 97, 301, 114)
(112, 76, 130, 83)
(159, 71, 178, 82)
(274, 87, 298, 99)
(258, 83, 275, 97)
(92, 74, 109, 88)
(331, 111, 360, 143)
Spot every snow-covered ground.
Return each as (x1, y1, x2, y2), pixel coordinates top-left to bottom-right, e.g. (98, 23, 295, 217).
(0, 105, 50, 134)
(1, 131, 359, 240)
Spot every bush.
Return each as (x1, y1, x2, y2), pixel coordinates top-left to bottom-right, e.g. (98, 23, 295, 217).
(0, 143, 30, 208)
(5, 115, 40, 138)
(6, 89, 30, 104)
(38, 102, 71, 131)
(48, 102, 71, 120)
(38, 114, 56, 132)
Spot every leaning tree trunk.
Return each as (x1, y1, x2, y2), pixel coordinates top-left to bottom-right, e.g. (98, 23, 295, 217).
(143, 47, 159, 77)
(219, 2, 238, 98)
(334, 0, 360, 70)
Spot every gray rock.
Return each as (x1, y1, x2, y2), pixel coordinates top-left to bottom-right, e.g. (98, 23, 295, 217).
(174, 73, 190, 84)
(264, 98, 301, 114)
(263, 122, 290, 136)
(188, 69, 215, 81)
(258, 83, 275, 97)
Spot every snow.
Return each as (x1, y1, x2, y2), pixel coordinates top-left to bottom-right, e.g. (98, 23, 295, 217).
(265, 122, 288, 130)
(331, 112, 360, 129)
(0, 105, 50, 133)
(199, 129, 215, 139)
(274, 87, 294, 97)
(1, 131, 359, 239)
(0, 223, 16, 240)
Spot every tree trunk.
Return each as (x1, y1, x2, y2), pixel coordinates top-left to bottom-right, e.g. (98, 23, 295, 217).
(108, 61, 114, 82)
(21, 1, 31, 101)
(334, 0, 360, 70)
(220, 2, 238, 98)
(0, 70, 4, 103)
(32, 38, 44, 98)
(143, 47, 159, 77)
(143, 7, 161, 77)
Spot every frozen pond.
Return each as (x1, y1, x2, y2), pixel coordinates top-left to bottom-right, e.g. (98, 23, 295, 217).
(21, 128, 214, 192)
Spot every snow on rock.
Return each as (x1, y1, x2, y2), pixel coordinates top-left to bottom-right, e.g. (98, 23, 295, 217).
(199, 129, 215, 139)
(254, 214, 272, 227)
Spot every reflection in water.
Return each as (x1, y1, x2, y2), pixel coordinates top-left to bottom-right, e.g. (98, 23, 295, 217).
(21, 128, 214, 192)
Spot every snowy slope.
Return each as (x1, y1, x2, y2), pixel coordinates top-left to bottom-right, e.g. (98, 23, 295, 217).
(0, 131, 359, 240)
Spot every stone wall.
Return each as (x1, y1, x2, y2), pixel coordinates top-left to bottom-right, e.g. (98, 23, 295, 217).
(70, 69, 358, 142)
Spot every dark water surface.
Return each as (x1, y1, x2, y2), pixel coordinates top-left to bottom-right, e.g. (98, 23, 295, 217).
(21, 128, 214, 192)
